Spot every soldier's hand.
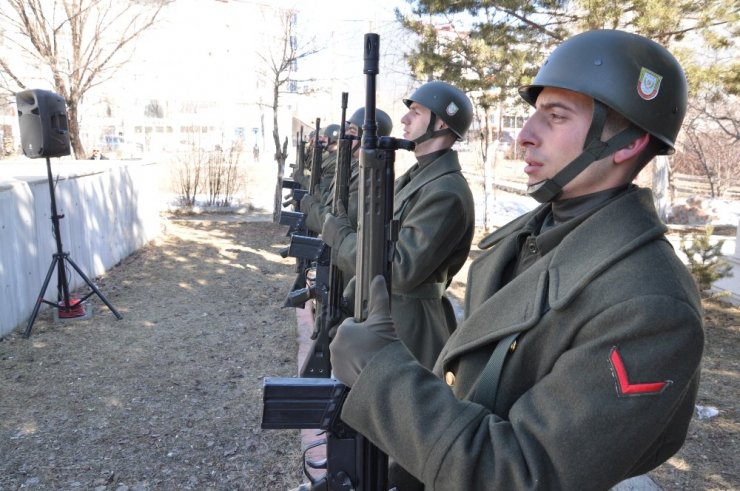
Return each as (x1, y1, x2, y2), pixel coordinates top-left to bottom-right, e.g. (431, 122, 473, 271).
(290, 172, 299, 183)
(340, 276, 356, 318)
(322, 200, 353, 248)
(330, 275, 398, 387)
(328, 277, 357, 338)
(299, 193, 318, 214)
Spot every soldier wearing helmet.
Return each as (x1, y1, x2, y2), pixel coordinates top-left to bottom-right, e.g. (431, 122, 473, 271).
(324, 123, 341, 145)
(324, 81, 476, 370)
(329, 30, 703, 490)
(299, 124, 338, 190)
(301, 108, 394, 235)
(518, 30, 687, 204)
(311, 123, 342, 201)
(402, 80, 473, 146)
(347, 106, 394, 142)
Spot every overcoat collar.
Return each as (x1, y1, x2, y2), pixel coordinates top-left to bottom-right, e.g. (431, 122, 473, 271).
(394, 151, 462, 211)
(439, 187, 668, 364)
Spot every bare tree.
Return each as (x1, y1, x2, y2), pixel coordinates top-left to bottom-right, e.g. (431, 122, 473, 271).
(676, 118, 739, 198)
(0, 0, 171, 159)
(256, 8, 318, 222)
(172, 140, 205, 208)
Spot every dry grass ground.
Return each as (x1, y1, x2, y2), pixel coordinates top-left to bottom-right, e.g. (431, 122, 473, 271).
(0, 218, 304, 490)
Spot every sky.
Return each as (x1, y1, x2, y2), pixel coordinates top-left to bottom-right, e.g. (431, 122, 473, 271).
(119, 0, 418, 131)
(289, 0, 419, 121)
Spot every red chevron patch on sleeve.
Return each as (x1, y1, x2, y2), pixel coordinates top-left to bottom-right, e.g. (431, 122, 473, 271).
(609, 347, 671, 396)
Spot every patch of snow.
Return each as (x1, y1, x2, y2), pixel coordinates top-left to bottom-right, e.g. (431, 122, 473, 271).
(695, 405, 720, 420)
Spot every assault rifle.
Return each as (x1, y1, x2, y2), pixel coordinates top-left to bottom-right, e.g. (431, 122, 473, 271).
(292, 127, 307, 181)
(291, 92, 352, 377)
(262, 33, 415, 491)
(280, 121, 320, 235)
(282, 128, 307, 219)
(308, 117, 323, 199)
(280, 120, 322, 308)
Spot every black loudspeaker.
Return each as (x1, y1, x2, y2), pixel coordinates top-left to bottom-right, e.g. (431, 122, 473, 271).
(16, 89, 71, 159)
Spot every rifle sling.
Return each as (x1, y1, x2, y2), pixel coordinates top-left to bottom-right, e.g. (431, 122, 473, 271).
(471, 332, 520, 409)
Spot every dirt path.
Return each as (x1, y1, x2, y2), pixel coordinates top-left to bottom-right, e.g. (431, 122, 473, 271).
(0, 218, 304, 490)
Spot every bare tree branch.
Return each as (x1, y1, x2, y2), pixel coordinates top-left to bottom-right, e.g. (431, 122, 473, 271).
(255, 7, 320, 221)
(0, 0, 172, 158)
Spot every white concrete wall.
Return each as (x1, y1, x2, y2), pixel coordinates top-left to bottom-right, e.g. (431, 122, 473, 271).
(712, 219, 740, 305)
(0, 160, 161, 337)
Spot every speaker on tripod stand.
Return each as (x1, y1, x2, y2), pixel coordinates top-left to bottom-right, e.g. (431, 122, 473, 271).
(17, 89, 123, 338)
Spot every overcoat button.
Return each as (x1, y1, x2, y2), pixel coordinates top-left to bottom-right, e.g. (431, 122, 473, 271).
(445, 371, 456, 387)
(509, 340, 518, 352)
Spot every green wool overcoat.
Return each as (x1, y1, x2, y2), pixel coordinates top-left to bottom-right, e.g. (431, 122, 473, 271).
(305, 156, 359, 235)
(333, 150, 475, 369)
(317, 151, 337, 201)
(342, 186, 704, 490)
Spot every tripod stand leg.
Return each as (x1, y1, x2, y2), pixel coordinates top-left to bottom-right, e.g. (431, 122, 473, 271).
(24, 256, 60, 338)
(24, 155, 123, 339)
(64, 255, 123, 320)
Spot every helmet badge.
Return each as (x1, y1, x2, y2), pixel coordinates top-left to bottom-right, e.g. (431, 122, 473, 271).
(446, 101, 459, 116)
(637, 67, 663, 101)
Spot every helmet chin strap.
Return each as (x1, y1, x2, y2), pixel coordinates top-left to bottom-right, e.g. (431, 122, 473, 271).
(527, 101, 646, 203)
(412, 112, 455, 145)
(351, 134, 362, 155)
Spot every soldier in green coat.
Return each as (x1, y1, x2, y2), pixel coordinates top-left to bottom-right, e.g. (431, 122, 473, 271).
(301, 109, 393, 235)
(323, 82, 476, 369)
(330, 30, 704, 490)
(317, 124, 340, 201)
(299, 110, 394, 342)
(291, 129, 315, 190)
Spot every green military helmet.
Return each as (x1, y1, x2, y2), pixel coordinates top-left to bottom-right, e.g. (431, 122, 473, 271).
(347, 107, 393, 137)
(403, 80, 473, 140)
(519, 29, 687, 154)
(324, 124, 341, 143)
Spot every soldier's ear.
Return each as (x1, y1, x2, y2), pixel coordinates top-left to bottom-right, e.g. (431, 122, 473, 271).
(613, 133, 650, 165)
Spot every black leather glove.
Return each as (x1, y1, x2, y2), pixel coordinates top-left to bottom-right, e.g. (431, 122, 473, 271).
(330, 275, 399, 387)
(321, 200, 353, 249)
